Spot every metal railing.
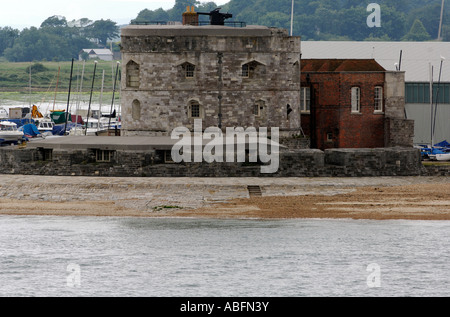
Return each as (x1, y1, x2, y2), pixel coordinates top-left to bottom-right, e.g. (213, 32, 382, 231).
(131, 21, 247, 28)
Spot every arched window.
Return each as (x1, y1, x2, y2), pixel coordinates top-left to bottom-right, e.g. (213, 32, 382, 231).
(126, 60, 140, 88)
(188, 100, 203, 118)
(179, 62, 196, 79)
(132, 99, 141, 120)
(241, 60, 265, 78)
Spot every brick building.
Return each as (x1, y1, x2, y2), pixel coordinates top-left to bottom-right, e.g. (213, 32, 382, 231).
(300, 59, 412, 150)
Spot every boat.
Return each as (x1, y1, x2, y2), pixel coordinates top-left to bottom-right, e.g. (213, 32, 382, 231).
(85, 118, 107, 136)
(432, 140, 450, 161)
(0, 121, 24, 143)
(36, 118, 55, 134)
(0, 107, 8, 119)
(423, 60, 450, 162)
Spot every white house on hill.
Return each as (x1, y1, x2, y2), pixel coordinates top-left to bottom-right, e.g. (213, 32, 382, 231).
(79, 48, 113, 61)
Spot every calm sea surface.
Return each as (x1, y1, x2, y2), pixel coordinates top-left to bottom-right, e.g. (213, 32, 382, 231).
(0, 215, 448, 297)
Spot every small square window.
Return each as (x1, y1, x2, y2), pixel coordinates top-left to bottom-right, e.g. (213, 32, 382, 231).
(96, 150, 113, 162)
(326, 133, 333, 142)
(164, 150, 175, 163)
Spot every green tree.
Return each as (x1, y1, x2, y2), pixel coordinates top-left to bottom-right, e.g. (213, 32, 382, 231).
(0, 27, 19, 55)
(402, 19, 431, 41)
(87, 19, 119, 46)
(134, 8, 170, 23)
(40, 15, 68, 28)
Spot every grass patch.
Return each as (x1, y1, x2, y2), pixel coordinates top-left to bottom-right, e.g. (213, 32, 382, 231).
(0, 60, 120, 92)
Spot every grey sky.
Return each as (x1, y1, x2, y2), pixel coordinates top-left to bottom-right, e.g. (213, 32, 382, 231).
(1, 0, 230, 29)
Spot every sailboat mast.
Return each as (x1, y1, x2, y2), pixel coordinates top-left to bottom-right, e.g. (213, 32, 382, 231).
(433, 57, 445, 145)
(64, 58, 75, 135)
(108, 62, 120, 131)
(53, 66, 61, 112)
(99, 70, 105, 116)
(76, 60, 86, 131)
(85, 61, 98, 136)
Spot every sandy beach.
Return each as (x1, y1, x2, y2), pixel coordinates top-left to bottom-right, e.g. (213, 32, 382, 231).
(0, 175, 449, 220)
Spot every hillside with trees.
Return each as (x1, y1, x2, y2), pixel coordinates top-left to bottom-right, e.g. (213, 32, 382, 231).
(1, 0, 450, 62)
(0, 16, 119, 62)
(136, 0, 450, 41)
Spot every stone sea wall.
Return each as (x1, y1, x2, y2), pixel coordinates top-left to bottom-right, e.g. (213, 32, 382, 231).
(0, 146, 442, 177)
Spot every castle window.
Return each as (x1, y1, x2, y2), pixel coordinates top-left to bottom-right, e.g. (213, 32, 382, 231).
(253, 100, 265, 117)
(242, 64, 249, 77)
(126, 61, 140, 88)
(178, 62, 196, 79)
(132, 99, 141, 121)
(188, 100, 203, 118)
(374, 86, 383, 112)
(351, 87, 361, 113)
(185, 64, 195, 78)
(241, 60, 265, 78)
(253, 104, 260, 116)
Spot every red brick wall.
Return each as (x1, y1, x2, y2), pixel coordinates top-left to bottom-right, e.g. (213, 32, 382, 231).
(301, 71, 385, 150)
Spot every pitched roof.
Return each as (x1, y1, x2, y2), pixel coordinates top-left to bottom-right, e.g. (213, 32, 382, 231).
(80, 48, 113, 55)
(301, 59, 385, 72)
(301, 41, 450, 82)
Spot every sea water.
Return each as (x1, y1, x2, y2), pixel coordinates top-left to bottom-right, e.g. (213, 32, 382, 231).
(0, 215, 448, 297)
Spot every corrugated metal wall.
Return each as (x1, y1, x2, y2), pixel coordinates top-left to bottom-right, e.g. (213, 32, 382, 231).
(405, 103, 450, 145)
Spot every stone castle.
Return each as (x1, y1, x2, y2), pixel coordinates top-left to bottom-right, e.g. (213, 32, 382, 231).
(120, 23, 302, 138)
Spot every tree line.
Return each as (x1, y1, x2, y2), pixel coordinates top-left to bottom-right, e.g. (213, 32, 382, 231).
(0, 16, 119, 62)
(136, 0, 450, 41)
(1, 0, 450, 62)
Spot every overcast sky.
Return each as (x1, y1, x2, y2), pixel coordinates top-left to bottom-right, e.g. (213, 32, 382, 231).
(1, 0, 230, 29)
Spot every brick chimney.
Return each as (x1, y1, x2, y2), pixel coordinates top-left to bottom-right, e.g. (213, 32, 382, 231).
(182, 6, 198, 25)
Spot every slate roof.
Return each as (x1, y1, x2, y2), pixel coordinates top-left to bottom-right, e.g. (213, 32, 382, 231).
(301, 59, 385, 72)
(301, 41, 450, 82)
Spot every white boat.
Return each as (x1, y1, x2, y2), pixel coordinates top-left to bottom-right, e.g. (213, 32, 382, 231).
(85, 118, 107, 136)
(435, 152, 450, 161)
(0, 121, 24, 142)
(0, 107, 8, 119)
(36, 118, 55, 134)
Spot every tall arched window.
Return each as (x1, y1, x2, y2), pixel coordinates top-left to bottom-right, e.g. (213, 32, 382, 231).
(126, 60, 140, 88)
(132, 99, 141, 121)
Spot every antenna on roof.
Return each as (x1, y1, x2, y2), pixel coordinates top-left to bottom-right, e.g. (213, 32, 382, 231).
(438, 0, 445, 40)
(398, 50, 403, 71)
(290, 0, 294, 36)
